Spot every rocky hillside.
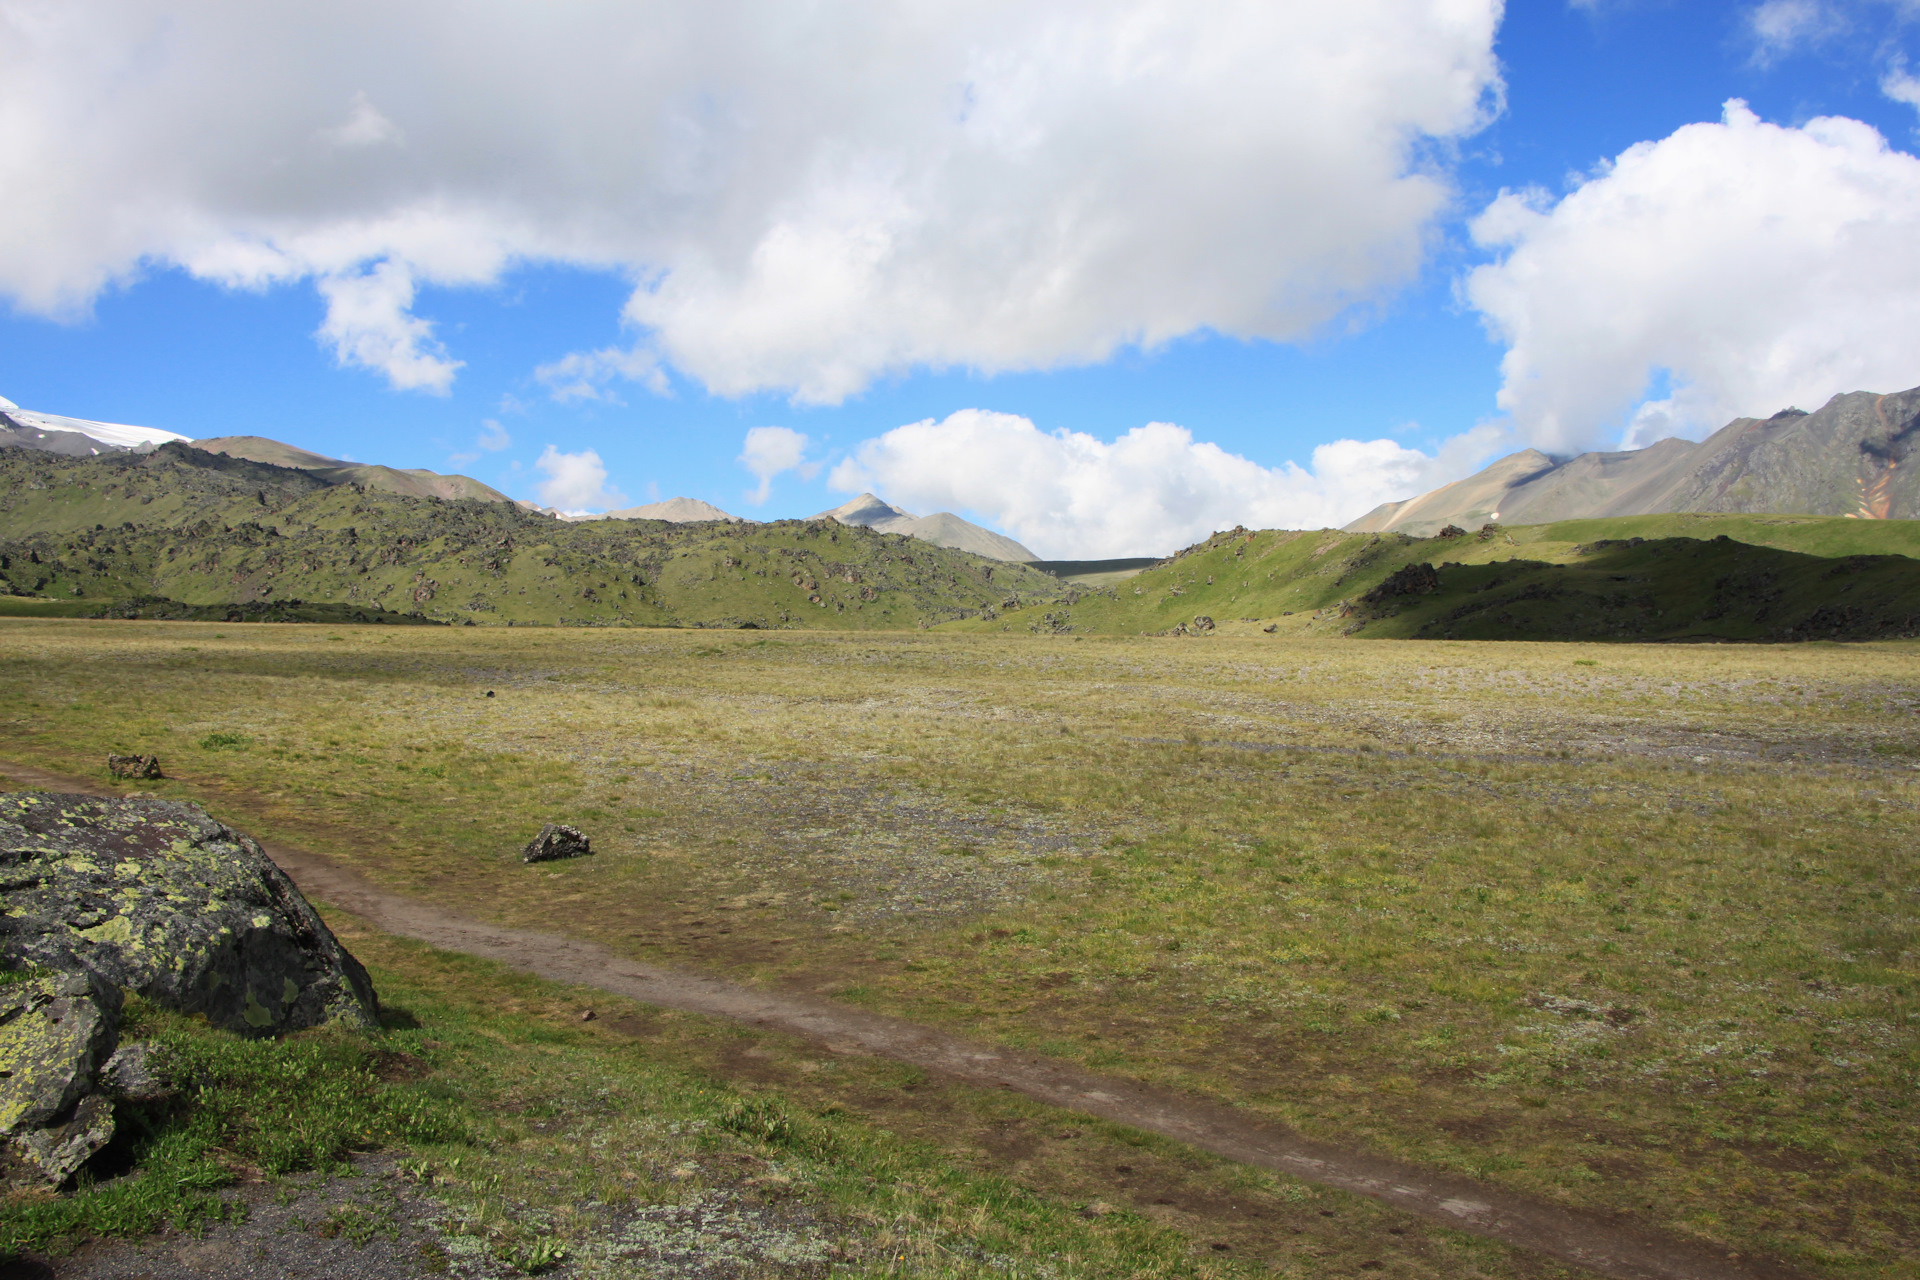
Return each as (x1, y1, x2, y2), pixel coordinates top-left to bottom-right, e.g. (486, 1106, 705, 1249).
(0, 444, 1065, 628)
(1349, 384, 1920, 535)
(961, 511, 1920, 642)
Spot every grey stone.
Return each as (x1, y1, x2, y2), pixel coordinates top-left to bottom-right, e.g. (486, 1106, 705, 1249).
(0, 792, 378, 1036)
(12, 1093, 115, 1184)
(106, 754, 163, 780)
(99, 1040, 171, 1102)
(523, 823, 591, 863)
(0, 969, 121, 1135)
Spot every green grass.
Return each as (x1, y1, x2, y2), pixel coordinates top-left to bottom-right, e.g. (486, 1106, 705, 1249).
(2, 934, 1285, 1280)
(0, 997, 467, 1253)
(0, 621, 1915, 1276)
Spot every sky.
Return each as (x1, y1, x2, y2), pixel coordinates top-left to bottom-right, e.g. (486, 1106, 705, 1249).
(2, 0, 1918, 558)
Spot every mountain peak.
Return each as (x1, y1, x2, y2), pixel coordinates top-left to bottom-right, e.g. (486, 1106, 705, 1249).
(814, 492, 917, 525)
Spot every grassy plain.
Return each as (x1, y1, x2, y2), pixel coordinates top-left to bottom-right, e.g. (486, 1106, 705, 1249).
(1, 620, 1915, 1277)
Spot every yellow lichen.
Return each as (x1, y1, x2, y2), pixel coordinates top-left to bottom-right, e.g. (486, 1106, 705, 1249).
(77, 916, 135, 946)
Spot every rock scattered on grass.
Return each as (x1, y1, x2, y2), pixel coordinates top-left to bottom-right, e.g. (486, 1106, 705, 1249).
(105, 753, 162, 780)
(523, 822, 592, 863)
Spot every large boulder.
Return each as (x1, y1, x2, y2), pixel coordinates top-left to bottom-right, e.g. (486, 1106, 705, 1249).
(0, 793, 378, 1036)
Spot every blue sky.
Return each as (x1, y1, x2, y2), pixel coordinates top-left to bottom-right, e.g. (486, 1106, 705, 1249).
(3, 1, 1917, 556)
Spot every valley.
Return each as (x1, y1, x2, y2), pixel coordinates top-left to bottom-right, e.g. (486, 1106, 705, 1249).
(1, 621, 1913, 1278)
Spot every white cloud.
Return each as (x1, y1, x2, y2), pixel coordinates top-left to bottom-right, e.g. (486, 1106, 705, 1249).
(737, 426, 814, 504)
(1465, 101, 1920, 453)
(534, 445, 625, 514)
(1747, 0, 1841, 61)
(534, 346, 668, 404)
(1886, 62, 1920, 113)
(477, 419, 511, 451)
(318, 91, 404, 151)
(0, 1, 1501, 400)
(831, 410, 1502, 558)
(314, 260, 462, 393)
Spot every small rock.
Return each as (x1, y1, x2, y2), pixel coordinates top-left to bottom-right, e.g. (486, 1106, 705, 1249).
(486, 690, 495, 697)
(106, 754, 162, 780)
(1080, 1200, 1115, 1218)
(99, 1041, 172, 1102)
(523, 823, 592, 863)
(1192, 615, 1215, 632)
(12, 1094, 115, 1184)
(1262, 623, 1278, 633)
(579, 1009, 596, 1022)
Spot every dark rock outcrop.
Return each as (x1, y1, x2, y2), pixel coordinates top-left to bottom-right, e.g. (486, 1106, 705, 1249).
(106, 753, 162, 780)
(523, 823, 591, 863)
(1362, 562, 1441, 602)
(0, 793, 378, 1036)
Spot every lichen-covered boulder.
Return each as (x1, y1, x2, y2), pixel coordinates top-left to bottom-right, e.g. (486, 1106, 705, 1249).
(0, 970, 120, 1134)
(522, 823, 591, 863)
(0, 969, 121, 1183)
(0, 793, 377, 1035)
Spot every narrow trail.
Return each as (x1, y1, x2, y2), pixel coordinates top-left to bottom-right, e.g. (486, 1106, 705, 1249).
(0, 759, 1806, 1280)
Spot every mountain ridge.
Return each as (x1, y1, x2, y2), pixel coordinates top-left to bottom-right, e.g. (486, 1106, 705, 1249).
(1349, 385, 1920, 535)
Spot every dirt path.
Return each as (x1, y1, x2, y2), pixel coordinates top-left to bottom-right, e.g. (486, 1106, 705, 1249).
(0, 759, 1806, 1280)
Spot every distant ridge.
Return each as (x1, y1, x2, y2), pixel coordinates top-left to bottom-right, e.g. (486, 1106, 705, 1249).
(813, 492, 1038, 562)
(192, 435, 511, 504)
(1348, 385, 1920, 535)
(601, 497, 740, 523)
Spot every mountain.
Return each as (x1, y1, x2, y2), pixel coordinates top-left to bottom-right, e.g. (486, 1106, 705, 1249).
(599, 497, 740, 522)
(813, 492, 1038, 562)
(193, 435, 510, 503)
(1348, 385, 1920, 536)
(948, 513, 1920, 642)
(0, 395, 190, 455)
(0, 443, 1066, 628)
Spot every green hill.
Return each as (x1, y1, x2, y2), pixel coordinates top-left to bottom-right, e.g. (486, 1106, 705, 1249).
(0, 445, 1065, 628)
(953, 513, 1920, 642)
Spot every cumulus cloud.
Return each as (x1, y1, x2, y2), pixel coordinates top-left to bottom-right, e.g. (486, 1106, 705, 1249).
(534, 445, 625, 514)
(477, 419, 511, 452)
(830, 410, 1502, 558)
(738, 426, 816, 504)
(0, 1, 1501, 399)
(314, 261, 462, 392)
(1465, 101, 1920, 452)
